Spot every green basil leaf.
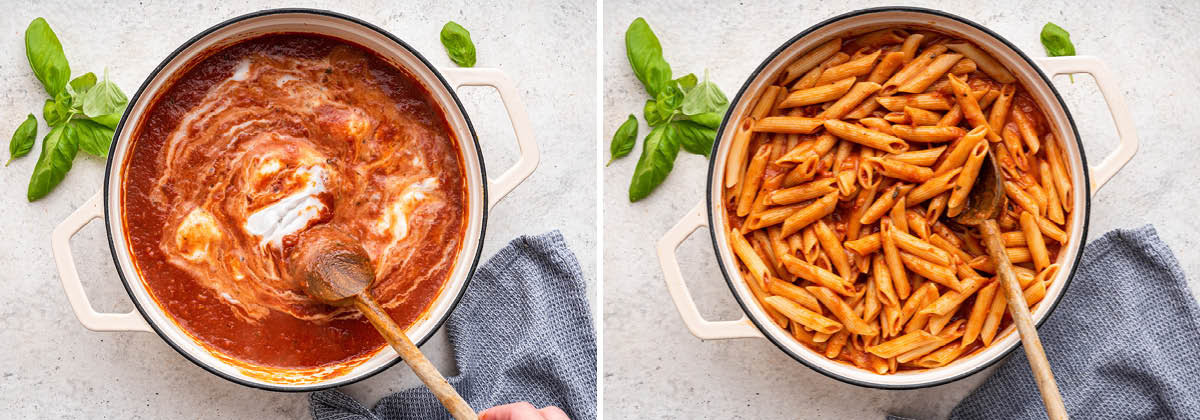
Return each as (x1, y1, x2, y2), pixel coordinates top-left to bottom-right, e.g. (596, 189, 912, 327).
(681, 70, 728, 116)
(88, 112, 121, 129)
(80, 69, 128, 118)
(629, 123, 680, 202)
(643, 99, 672, 127)
(25, 18, 71, 97)
(688, 110, 725, 129)
(675, 73, 697, 92)
(69, 119, 113, 157)
(1040, 23, 1076, 57)
(625, 18, 672, 97)
(27, 124, 77, 201)
(8, 114, 38, 165)
(654, 82, 684, 118)
(607, 114, 639, 166)
(42, 93, 72, 127)
(672, 120, 716, 158)
(440, 21, 477, 67)
(69, 72, 97, 94)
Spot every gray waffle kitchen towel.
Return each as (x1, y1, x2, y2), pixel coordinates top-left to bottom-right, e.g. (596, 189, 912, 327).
(892, 225, 1200, 420)
(310, 231, 596, 420)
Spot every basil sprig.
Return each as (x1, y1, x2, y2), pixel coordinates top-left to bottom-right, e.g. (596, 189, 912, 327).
(11, 18, 128, 201)
(1040, 22, 1077, 83)
(611, 17, 729, 201)
(440, 21, 477, 67)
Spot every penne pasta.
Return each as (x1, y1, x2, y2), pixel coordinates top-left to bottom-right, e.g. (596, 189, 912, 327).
(778, 77, 857, 108)
(891, 125, 966, 143)
(754, 116, 825, 134)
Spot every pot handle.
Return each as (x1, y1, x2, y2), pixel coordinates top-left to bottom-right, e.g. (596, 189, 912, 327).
(1035, 56, 1138, 193)
(440, 67, 540, 209)
(657, 202, 763, 340)
(51, 192, 152, 332)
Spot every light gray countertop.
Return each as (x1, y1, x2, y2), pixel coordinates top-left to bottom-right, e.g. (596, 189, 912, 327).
(0, 1, 595, 418)
(603, 0, 1199, 418)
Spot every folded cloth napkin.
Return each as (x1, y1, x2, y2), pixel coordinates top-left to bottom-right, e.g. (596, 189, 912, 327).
(891, 225, 1200, 420)
(310, 231, 597, 420)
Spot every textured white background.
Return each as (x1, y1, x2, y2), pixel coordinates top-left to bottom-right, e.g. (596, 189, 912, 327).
(603, 0, 1199, 419)
(0, 1, 595, 418)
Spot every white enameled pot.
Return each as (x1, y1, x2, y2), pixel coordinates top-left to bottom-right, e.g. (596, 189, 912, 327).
(657, 7, 1137, 389)
(50, 9, 538, 391)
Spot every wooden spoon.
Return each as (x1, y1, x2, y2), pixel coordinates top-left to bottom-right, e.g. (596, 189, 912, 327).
(954, 149, 1068, 420)
(289, 225, 477, 420)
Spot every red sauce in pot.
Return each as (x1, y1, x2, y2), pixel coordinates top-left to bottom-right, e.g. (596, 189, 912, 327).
(120, 34, 467, 372)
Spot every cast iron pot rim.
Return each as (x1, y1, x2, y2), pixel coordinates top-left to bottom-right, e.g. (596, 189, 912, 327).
(704, 5, 1090, 390)
(100, 8, 488, 393)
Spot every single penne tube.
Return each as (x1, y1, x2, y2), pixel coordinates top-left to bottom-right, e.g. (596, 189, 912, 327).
(962, 281, 999, 346)
(860, 184, 912, 225)
(907, 167, 961, 205)
(825, 330, 850, 358)
(1040, 160, 1066, 224)
(784, 38, 843, 84)
(780, 191, 839, 237)
(744, 202, 803, 230)
(846, 182, 878, 239)
(882, 44, 947, 95)
(897, 53, 963, 93)
(814, 219, 854, 280)
(730, 229, 771, 289)
(750, 230, 780, 278)
(904, 106, 943, 126)
(925, 192, 949, 222)
(1036, 263, 1061, 287)
(767, 227, 795, 282)
(765, 295, 844, 334)
(812, 331, 832, 344)
(918, 276, 987, 316)
(1010, 105, 1042, 154)
(891, 125, 967, 143)
(884, 112, 910, 125)
(859, 117, 894, 135)
(1020, 211, 1051, 271)
(775, 146, 819, 166)
(948, 58, 976, 75)
(754, 116, 825, 134)
(801, 225, 820, 261)
(899, 252, 961, 290)
(868, 51, 906, 84)
(867, 330, 938, 358)
(934, 125, 987, 172)
(820, 82, 882, 119)
(1024, 275, 1047, 306)
(1006, 247, 1032, 264)
(906, 210, 931, 239)
(947, 74, 1001, 142)
(906, 92, 956, 111)
(724, 117, 756, 188)
(980, 287, 1007, 346)
(899, 33, 924, 62)
(844, 93, 884, 119)
(945, 42, 1015, 83)
(927, 310, 955, 335)
(914, 339, 970, 368)
(767, 177, 838, 205)
(887, 146, 945, 167)
(867, 157, 934, 183)
(791, 320, 819, 346)
(780, 253, 856, 296)
(890, 228, 953, 266)
(846, 29, 907, 50)
(929, 233, 973, 266)
(1001, 123, 1028, 170)
(987, 84, 1016, 139)
(890, 196, 909, 234)
(778, 77, 856, 108)
(845, 232, 882, 256)
(765, 277, 821, 312)
(750, 85, 783, 120)
(823, 120, 910, 154)
(882, 221, 912, 300)
(872, 254, 898, 307)
(1004, 181, 1041, 216)
(815, 50, 882, 86)
(946, 140, 989, 216)
(856, 148, 880, 190)
(1001, 231, 1027, 247)
(1044, 134, 1073, 212)
(736, 144, 771, 216)
(938, 104, 963, 126)
(979, 88, 1001, 109)
(808, 286, 880, 336)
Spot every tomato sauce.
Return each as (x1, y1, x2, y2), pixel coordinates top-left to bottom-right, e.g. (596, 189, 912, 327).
(120, 34, 466, 371)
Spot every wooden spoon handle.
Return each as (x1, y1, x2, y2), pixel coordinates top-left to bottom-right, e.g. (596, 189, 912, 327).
(980, 220, 1068, 420)
(354, 295, 478, 420)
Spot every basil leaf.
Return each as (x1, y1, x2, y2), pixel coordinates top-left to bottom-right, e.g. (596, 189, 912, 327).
(43, 93, 72, 127)
(69, 72, 96, 94)
(681, 70, 728, 116)
(629, 124, 680, 202)
(607, 114, 639, 166)
(643, 99, 672, 127)
(80, 69, 128, 118)
(688, 110, 725, 129)
(625, 18, 672, 97)
(69, 119, 113, 157)
(27, 124, 77, 201)
(675, 73, 697, 92)
(8, 114, 38, 165)
(1040, 23, 1075, 57)
(440, 21, 476, 68)
(672, 120, 716, 158)
(25, 18, 71, 97)
(88, 112, 121, 129)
